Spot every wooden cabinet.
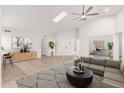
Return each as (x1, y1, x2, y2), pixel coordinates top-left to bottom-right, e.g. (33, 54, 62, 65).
(12, 52, 37, 62)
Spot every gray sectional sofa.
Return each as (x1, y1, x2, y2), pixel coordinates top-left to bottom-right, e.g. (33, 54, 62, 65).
(80, 57, 124, 87)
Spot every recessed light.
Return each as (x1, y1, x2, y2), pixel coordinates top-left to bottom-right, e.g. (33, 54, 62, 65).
(104, 8, 109, 12)
(52, 11, 67, 23)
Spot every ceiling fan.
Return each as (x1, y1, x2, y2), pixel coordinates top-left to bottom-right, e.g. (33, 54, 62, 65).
(72, 5, 99, 21)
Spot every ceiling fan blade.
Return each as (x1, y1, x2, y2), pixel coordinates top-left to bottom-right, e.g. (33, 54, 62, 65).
(72, 13, 81, 15)
(82, 5, 84, 15)
(78, 19, 82, 21)
(86, 13, 99, 16)
(85, 6, 93, 14)
(72, 17, 81, 20)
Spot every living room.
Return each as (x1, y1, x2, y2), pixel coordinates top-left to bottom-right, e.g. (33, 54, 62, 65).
(0, 4, 124, 88)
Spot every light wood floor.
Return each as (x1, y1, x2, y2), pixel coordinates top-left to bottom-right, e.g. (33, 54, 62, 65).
(2, 56, 74, 88)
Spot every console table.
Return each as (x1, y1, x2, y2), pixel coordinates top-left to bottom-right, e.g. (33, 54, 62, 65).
(12, 52, 37, 62)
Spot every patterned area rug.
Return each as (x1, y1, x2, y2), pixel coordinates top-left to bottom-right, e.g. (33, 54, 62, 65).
(16, 62, 112, 88)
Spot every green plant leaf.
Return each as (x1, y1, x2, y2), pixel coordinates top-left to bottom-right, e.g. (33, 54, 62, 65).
(107, 42, 113, 51)
(48, 41, 55, 50)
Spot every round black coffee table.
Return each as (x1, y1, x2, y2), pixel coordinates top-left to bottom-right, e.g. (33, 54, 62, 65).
(66, 67, 93, 88)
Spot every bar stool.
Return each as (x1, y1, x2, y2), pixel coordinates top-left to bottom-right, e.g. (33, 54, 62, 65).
(3, 53, 13, 69)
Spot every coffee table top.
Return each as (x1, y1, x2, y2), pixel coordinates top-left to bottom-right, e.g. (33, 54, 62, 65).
(66, 66, 93, 79)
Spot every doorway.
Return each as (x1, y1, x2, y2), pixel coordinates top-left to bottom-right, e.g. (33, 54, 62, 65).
(41, 37, 49, 56)
(117, 32, 122, 61)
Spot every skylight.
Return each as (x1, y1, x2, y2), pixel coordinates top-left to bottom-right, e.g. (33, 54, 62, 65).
(52, 11, 67, 23)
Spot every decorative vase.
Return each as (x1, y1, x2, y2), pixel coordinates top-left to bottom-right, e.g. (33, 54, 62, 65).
(24, 47, 27, 52)
(20, 48, 24, 53)
(51, 51, 54, 56)
(108, 50, 112, 59)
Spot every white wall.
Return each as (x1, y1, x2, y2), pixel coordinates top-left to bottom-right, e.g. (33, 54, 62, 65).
(54, 30, 79, 56)
(1, 28, 42, 58)
(115, 7, 124, 33)
(0, 5, 2, 85)
(41, 37, 55, 56)
(115, 7, 124, 63)
(79, 16, 115, 57)
(1, 30, 12, 52)
(1, 6, 56, 58)
(89, 35, 113, 52)
(113, 33, 120, 60)
(1, 5, 124, 61)
(122, 32, 124, 63)
(79, 7, 124, 61)
(1, 27, 55, 58)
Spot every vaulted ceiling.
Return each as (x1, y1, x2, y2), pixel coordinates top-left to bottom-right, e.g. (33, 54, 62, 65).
(2, 5, 123, 36)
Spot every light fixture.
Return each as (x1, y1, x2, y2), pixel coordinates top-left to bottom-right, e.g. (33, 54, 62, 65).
(81, 15, 86, 19)
(104, 8, 110, 12)
(52, 11, 67, 23)
(4, 29, 11, 33)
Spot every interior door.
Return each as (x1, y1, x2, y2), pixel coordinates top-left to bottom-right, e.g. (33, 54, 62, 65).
(41, 38, 48, 56)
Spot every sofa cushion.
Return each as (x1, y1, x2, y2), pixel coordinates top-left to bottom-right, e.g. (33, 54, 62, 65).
(89, 64, 105, 72)
(121, 65, 124, 78)
(120, 63, 123, 72)
(103, 78, 124, 88)
(122, 72, 124, 78)
(104, 71, 124, 83)
(90, 58, 106, 66)
(105, 67, 121, 74)
(106, 59, 120, 69)
(89, 64, 105, 75)
(80, 57, 91, 63)
(82, 63, 90, 68)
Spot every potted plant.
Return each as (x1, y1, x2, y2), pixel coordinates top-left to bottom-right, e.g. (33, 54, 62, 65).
(107, 42, 113, 58)
(48, 41, 55, 56)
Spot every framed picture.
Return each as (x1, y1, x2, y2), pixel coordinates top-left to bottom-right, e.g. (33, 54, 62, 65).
(12, 36, 32, 52)
(12, 36, 24, 50)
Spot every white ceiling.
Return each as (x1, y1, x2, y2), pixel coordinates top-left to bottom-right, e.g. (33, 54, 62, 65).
(2, 5, 123, 36)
